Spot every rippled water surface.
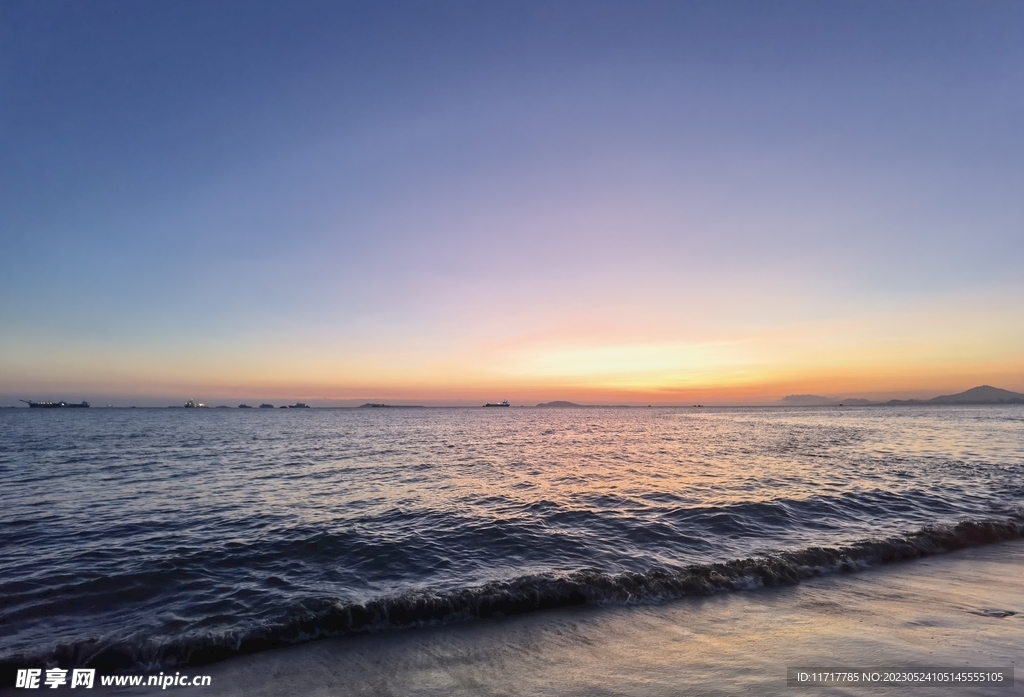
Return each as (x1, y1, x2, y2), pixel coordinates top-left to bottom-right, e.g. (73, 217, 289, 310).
(1, 406, 1022, 669)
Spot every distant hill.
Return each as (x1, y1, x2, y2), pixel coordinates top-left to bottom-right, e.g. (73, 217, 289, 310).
(780, 394, 837, 406)
(927, 385, 1024, 404)
(883, 386, 1024, 406)
(780, 385, 1024, 407)
(536, 401, 584, 408)
(781, 395, 878, 406)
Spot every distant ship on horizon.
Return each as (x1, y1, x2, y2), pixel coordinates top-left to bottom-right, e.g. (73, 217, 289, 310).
(483, 400, 510, 407)
(20, 400, 90, 408)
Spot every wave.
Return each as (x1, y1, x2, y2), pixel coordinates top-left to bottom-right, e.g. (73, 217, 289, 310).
(2, 517, 1021, 682)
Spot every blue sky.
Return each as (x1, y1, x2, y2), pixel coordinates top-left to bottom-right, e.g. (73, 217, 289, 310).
(2, 1, 1022, 405)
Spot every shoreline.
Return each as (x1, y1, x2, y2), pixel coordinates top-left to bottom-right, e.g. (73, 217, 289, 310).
(80, 538, 1023, 696)
(3, 518, 1019, 679)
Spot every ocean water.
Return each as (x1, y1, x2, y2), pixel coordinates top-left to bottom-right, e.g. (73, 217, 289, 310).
(1, 406, 1022, 675)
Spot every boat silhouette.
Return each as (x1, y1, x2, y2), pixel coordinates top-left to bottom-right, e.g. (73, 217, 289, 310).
(20, 400, 90, 408)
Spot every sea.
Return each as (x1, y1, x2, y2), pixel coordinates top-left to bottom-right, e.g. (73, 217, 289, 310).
(1, 405, 1022, 681)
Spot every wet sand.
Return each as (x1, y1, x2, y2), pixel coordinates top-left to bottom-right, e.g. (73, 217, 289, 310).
(104, 540, 1023, 696)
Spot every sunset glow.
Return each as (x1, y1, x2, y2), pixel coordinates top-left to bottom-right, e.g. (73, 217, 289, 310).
(1, 3, 1022, 405)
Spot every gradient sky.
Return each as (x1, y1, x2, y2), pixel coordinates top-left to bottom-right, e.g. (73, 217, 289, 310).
(2, 1, 1022, 405)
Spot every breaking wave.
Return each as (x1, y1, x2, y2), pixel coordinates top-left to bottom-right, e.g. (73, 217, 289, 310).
(3, 517, 1021, 680)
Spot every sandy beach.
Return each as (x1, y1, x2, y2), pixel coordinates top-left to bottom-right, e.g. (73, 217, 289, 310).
(81, 538, 1021, 697)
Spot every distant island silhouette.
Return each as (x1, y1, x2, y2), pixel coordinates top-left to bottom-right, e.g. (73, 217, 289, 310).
(535, 401, 630, 408)
(781, 385, 1024, 406)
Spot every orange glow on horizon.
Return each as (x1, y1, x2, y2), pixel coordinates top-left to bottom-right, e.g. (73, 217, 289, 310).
(2, 281, 1021, 405)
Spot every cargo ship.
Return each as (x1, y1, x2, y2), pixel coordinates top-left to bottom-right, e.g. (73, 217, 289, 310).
(483, 400, 510, 407)
(20, 400, 90, 408)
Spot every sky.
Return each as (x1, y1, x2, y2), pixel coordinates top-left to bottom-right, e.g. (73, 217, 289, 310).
(1, 1, 1022, 406)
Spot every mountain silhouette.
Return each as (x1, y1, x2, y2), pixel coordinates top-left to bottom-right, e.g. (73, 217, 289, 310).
(780, 385, 1024, 406)
(927, 385, 1024, 404)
